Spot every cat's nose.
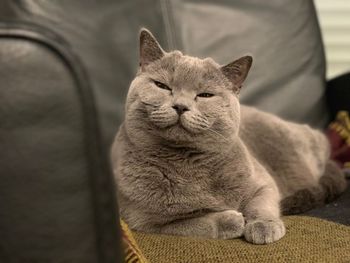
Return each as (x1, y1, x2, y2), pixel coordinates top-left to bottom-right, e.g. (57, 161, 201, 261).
(172, 104, 189, 115)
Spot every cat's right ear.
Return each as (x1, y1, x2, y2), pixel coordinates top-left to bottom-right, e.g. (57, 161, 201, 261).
(139, 28, 165, 71)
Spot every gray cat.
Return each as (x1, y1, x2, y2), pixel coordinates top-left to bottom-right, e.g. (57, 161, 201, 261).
(111, 29, 347, 244)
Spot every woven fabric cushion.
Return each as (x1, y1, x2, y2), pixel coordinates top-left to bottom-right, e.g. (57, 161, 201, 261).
(121, 220, 149, 263)
(133, 216, 350, 263)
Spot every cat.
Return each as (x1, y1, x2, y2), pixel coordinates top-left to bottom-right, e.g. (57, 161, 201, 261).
(111, 28, 347, 244)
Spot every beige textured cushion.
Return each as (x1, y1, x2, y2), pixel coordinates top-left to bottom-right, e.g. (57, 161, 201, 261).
(133, 216, 350, 263)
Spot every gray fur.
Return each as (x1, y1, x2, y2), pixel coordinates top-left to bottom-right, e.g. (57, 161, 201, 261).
(111, 29, 347, 244)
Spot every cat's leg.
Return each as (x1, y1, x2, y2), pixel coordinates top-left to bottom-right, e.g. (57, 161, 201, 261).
(159, 210, 245, 239)
(242, 186, 286, 244)
(281, 160, 347, 214)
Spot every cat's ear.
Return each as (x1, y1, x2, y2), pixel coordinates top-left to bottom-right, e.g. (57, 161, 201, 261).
(220, 56, 253, 94)
(139, 28, 165, 70)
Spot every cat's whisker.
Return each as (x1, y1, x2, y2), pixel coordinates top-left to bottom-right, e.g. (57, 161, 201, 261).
(206, 128, 230, 143)
(192, 115, 209, 123)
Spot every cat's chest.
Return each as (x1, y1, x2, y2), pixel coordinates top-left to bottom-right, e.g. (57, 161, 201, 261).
(148, 153, 239, 196)
(157, 157, 211, 185)
(157, 158, 244, 209)
(125, 149, 246, 213)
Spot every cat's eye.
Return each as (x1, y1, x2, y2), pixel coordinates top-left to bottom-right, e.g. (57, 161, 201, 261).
(197, 93, 214, 98)
(153, 80, 171, 91)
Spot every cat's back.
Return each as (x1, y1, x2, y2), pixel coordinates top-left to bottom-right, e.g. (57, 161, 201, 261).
(239, 105, 329, 196)
(239, 105, 328, 154)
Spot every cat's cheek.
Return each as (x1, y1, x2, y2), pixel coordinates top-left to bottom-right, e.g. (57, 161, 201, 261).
(195, 106, 219, 127)
(139, 84, 170, 104)
(196, 97, 221, 110)
(140, 94, 164, 107)
(149, 108, 178, 128)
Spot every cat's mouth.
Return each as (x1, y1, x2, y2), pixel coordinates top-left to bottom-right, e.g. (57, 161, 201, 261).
(177, 117, 187, 128)
(170, 115, 209, 135)
(147, 105, 211, 134)
(168, 117, 191, 132)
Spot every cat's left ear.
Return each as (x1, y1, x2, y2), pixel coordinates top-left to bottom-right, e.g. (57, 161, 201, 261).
(139, 28, 165, 71)
(220, 56, 253, 94)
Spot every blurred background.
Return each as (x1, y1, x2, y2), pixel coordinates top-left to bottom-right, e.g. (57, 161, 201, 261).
(315, 0, 350, 78)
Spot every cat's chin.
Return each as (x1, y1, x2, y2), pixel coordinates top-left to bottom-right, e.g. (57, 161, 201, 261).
(158, 123, 198, 142)
(168, 122, 193, 134)
(170, 119, 206, 134)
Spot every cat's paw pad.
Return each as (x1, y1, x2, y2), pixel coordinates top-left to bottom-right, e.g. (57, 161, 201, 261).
(215, 210, 245, 239)
(244, 219, 285, 244)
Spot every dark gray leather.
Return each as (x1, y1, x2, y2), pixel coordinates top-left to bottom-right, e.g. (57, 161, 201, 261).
(7, 0, 328, 147)
(8, 0, 170, 146)
(0, 23, 121, 262)
(305, 180, 350, 225)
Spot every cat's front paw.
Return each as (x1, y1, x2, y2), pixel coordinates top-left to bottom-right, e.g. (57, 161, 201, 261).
(244, 219, 285, 244)
(214, 210, 245, 239)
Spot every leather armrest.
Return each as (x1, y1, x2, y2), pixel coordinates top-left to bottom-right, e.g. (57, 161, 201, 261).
(0, 22, 122, 262)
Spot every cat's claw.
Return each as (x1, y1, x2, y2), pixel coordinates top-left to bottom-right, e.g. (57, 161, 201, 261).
(244, 219, 286, 244)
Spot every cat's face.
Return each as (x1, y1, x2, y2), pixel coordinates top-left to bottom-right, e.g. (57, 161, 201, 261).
(125, 29, 252, 145)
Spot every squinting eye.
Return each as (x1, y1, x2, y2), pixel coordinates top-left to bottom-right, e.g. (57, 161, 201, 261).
(153, 80, 171, 91)
(197, 93, 214, 98)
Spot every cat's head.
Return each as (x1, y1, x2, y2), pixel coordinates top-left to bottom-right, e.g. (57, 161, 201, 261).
(125, 28, 252, 146)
